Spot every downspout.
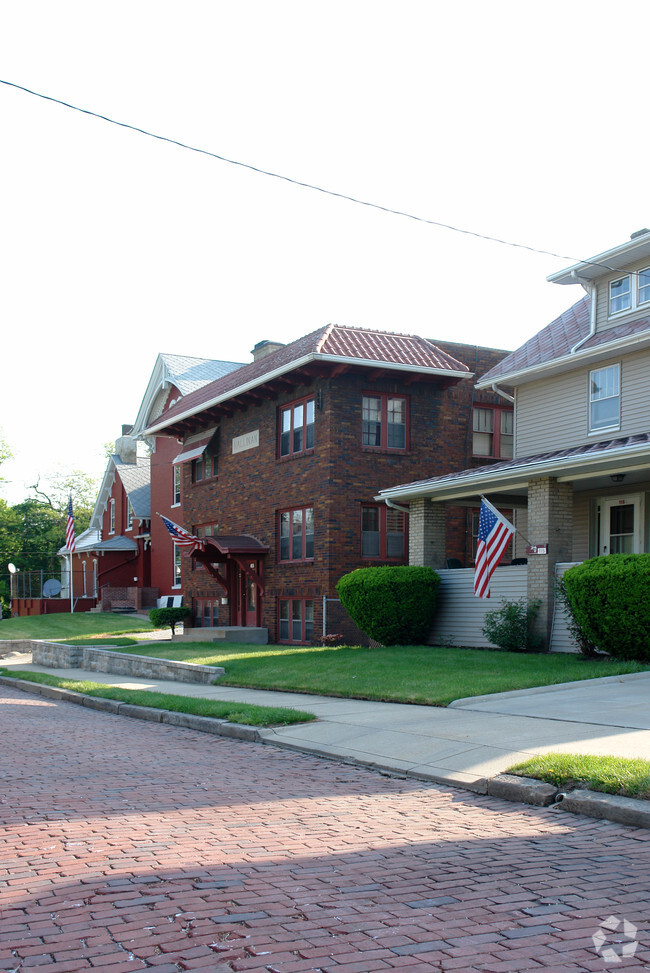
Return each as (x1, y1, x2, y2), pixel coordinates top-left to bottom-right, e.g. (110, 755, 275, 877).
(570, 272, 597, 353)
(491, 383, 515, 404)
(384, 498, 410, 514)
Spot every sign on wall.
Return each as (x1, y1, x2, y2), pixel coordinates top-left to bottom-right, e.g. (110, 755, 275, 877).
(232, 430, 260, 454)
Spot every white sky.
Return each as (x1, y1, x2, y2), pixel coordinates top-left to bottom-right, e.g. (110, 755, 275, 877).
(2, 0, 649, 506)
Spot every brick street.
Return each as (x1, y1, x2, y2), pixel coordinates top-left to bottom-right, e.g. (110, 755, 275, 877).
(2, 687, 649, 972)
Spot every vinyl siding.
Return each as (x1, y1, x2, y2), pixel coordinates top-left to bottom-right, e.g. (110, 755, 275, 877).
(516, 348, 650, 455)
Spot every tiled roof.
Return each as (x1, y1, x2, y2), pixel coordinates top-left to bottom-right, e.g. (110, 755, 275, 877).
(149, 325, 470, 432)
(479, 297, 650, 385)
(383, 432, 650, 495)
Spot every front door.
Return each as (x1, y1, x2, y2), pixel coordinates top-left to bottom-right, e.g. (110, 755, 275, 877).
(600, 495, 644, 555)
(233, 560, 260, 626)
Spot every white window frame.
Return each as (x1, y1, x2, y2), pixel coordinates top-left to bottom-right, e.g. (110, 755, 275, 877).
(608, 275, 631, 316)
(588, 363, 620, 434)
(172, 543, 182, 589)
(172, 465, 181, 507)
(638, 267, 650, 307)
(126, 499, 134, 531)
(109, 498, 115, 534)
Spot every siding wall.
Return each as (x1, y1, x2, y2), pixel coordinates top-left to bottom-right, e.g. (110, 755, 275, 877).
(429, 564, 581, 652)
(516, 348, 650, 455)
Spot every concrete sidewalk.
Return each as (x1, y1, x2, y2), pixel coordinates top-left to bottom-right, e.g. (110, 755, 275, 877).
(3, 651, 650, 792)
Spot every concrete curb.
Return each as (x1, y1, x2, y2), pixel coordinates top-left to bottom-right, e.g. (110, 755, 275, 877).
(0, 675, 261, 743)
(2, 674, 648, 829)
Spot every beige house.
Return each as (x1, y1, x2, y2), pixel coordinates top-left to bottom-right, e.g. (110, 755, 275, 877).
(378, 229, 650, 650)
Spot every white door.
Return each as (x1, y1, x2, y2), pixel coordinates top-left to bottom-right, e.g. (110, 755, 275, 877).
(600, 495, 643, 555)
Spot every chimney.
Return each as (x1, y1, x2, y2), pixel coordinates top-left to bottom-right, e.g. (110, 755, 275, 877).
(115, 426, 137, 464)
(251, 339, 285, 362)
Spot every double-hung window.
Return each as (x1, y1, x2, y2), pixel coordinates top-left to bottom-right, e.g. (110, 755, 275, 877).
(279, 397, 315, 457)
(638, 268, 650, 306)
(279, 506, 314, 561)
(109, 498, 115, 534)
(173, 466, 181, 505)
(361, 504, 407, 560)
(589, 363, 620, 433)
(126, 499, 134, 530)
(362, 394, 407, 450)
(173, 544, 182, 587)
(472, 406, 514, 458)
(278, 598, 314, 643)
(609, 276, 632, 316)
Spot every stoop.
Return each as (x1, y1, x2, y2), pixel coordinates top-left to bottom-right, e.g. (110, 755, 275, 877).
(174, 626, 269, 644)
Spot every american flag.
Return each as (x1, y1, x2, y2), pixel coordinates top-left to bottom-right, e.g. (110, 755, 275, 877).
(474, 498, 515, 599)
(65, 496, 76, 553)
(159, 514, 206, 553)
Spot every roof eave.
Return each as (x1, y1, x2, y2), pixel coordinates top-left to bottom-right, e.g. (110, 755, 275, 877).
(377, 441, 650, 504)
(548, 234, 650, 285)
(145, 352, 471, 436)
(476, 327, 650, 389)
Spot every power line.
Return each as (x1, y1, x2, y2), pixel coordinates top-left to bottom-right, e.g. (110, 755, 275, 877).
(0, 77, 626, 276)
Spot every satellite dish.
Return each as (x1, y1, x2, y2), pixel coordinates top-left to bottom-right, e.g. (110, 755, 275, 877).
(7, 563, 16, 574)
(43, 579, 62, 597)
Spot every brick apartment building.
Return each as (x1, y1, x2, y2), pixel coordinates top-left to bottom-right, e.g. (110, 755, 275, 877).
(145, 325, 511, 643)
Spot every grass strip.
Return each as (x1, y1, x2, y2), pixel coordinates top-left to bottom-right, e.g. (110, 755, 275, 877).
(0, 613, 153, 640)
(101, 642, 650, 706)
(508, 752, 650, 801)
(0, 668, 315, 727)
(53, 637, 141, 647)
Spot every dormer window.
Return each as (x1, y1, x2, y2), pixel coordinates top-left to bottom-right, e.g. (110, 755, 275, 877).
(609, 275, 631, 316)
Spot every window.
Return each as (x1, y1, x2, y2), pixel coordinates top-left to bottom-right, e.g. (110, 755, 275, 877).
(609, 275, 631, 316)
(279, 397, 315, 457)
(278, 598, 314, 643)
(361, 504, 407, 560)
(109, 498, 115, 534)
(173, 544, 182, 587)
(589, 364, 620, 432)
(195, 523, 218, 539)
(279, 507, 314, 561)
(639, 268, 650, 306)
(193, 433, 219, 482)
(473, 406, 514, 458)
(126, 499, 134, 530)
(194, 598, 218, 627)
(362, 394, 407, 450)
(173, 466, 181, 505)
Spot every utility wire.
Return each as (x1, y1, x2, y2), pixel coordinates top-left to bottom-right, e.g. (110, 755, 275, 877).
(0, 77, 629, 276)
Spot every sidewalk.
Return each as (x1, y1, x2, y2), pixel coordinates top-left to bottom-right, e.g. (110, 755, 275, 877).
(3, 651, 650, 793)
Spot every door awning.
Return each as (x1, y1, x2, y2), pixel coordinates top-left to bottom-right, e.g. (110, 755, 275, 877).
(203, 534, 269, 556)
(172, 427, 218, 465)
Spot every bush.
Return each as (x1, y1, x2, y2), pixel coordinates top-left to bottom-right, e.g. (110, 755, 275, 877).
(554, 576, 598, 657)
(148, 606, 191, 636)
(1, 599, 10, 620)
(562, 554, 650, 661)
(482, 598, 543, 652)
(336, 565, 440, 646)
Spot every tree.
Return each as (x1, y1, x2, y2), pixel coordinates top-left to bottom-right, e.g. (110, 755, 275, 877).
(0, 431, 13, 487)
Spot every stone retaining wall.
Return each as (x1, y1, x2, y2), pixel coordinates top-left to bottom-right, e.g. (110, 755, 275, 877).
(10, 641, 224, 684)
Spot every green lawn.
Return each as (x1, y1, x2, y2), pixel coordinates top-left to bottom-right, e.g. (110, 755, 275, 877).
(509, 753, 650, 801)
(0, 668, 314, 727)
(0, 613, 154, 641)
(102, 642, 650, 706)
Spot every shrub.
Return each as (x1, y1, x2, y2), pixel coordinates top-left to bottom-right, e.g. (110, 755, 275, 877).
(554, 576, 598, 657)
(562, 554, 650, 661)
(1, 599, 10, 620)
(148, 606, 191, 636)
(336, 565, 440, 646)
(482, 598, 543, 652)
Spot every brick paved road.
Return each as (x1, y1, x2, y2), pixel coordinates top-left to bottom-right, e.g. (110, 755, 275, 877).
(2, 687, 649, 973)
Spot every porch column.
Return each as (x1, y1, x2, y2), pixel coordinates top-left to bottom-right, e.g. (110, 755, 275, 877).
(527, 477, 573, 648)
(408, 498, 446, 570)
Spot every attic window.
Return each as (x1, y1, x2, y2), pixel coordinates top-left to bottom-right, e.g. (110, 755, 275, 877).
(609, 275, 631, 315)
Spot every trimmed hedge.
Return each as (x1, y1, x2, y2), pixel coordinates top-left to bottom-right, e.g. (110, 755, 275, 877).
(562, 554, 650, 661)
(336, 565, 440, 646)
(149, 606, 191, 636)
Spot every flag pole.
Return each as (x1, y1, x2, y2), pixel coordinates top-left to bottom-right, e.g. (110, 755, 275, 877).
(69, 551, 74, 613)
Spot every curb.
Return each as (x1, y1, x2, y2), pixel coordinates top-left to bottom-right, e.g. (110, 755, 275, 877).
(2, 674, 649, 830)
(0, 675, 261, 743)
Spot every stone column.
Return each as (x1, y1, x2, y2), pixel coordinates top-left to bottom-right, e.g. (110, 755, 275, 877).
(526, 477, 573, 648)
(408, 498, 446, 570)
